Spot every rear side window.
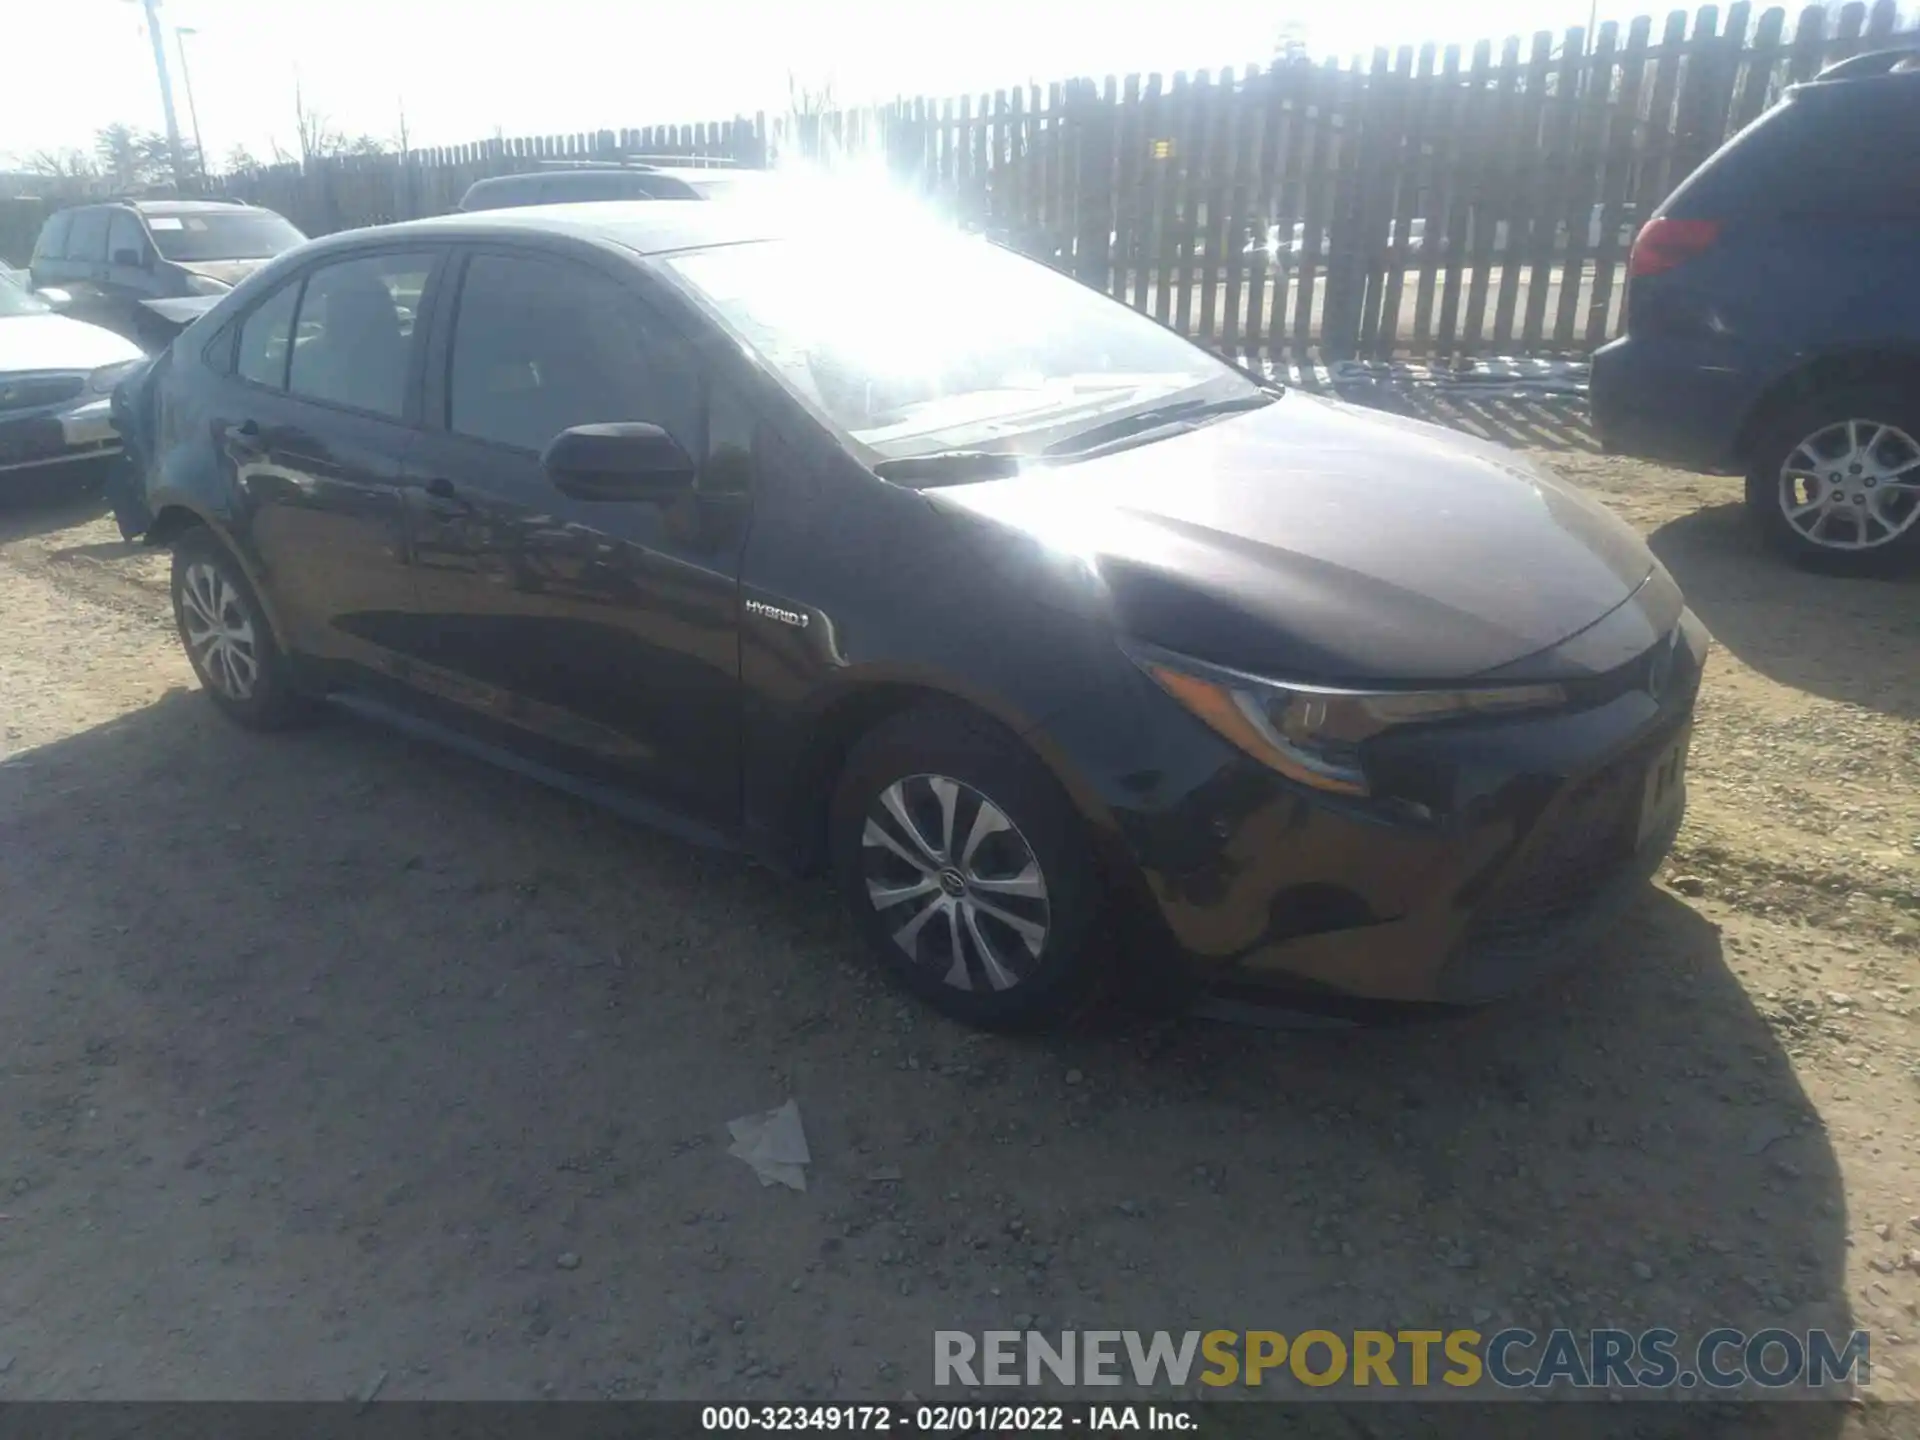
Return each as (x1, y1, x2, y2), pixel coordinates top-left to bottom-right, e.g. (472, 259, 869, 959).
(64, 209, 111, 264)
(237, 279, 302, 389)
(555, 172, 681, 201)
(33, 211, 72, 262)
(462, 177, 542, 211)
(287, 251, 435, 418)
(1673, 93, 1920, 219)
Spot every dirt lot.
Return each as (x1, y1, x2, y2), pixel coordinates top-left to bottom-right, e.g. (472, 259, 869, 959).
(1, 417, 1917, 1433)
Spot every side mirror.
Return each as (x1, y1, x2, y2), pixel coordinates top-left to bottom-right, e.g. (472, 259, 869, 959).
(32, 286, 72, 310)
(112, 248, 148, 269)
(542, 422, 696, 502)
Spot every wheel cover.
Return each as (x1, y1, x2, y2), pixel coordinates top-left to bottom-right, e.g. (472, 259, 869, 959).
(860, 773, 1051, 993)
(1778, 418, 1920, 551)
(178, 561, 260, 701)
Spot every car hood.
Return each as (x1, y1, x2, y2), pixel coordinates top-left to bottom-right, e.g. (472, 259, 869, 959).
(931, 392, 1656, 683)
(0, 313, 143, 374)
(176, 257, 269, 287)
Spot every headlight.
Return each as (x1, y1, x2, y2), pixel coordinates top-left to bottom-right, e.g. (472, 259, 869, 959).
(1129, 643, 1567, 797)
(88, 359, 144, 394)
(184, 273, 231, 296)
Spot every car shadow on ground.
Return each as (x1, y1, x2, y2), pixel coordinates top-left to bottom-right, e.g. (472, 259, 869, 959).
(0, 480, 109, 541)
(1647, 502, 1920, 721)
(0, 685, 1856, 1422)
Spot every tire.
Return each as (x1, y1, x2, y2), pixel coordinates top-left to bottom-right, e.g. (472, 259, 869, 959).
(828, 704, 1104, 1031)
(1745, 385, 1920, 576)
(169, 527, 313, 729)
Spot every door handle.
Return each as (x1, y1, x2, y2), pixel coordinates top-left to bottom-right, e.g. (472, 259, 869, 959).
(422, 476, 474, 515)
(223, 419, 264, 457)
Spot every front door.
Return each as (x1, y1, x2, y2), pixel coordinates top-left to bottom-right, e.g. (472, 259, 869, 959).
(399, 248, 751, 830)
(211, 246, 445, 687)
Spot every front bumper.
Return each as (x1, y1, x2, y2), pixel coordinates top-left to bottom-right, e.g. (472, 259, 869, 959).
(0, 397, 121, 478)
(1040, 599, 1710, 1012)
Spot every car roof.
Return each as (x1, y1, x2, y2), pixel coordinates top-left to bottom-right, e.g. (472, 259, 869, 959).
(56, 199, 277, 217)
(131, 200, 277, 216)
(460, 167, 761, 201)
(334, 200, 792, 257)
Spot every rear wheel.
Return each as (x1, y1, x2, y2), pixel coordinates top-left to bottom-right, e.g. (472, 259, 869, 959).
(828, 705, 1104, 1030)
(1746, 386, 1920, 575)
(169, 528, 312, 729)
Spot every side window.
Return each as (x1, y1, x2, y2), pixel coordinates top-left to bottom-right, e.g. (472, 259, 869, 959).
(236, 279, 303, 390)
(448, 252, 700, 456)
(64, 209, 111, 265)
(287, 251, 434, 419)
(107, 211, 149, 266)
(33, 211, 72, 263)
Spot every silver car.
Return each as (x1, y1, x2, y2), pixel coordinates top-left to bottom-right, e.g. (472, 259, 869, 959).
(0, 269, 143, 493)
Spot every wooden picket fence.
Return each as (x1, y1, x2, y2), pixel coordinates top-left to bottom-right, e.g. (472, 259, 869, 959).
(223, 0, 1915, 363)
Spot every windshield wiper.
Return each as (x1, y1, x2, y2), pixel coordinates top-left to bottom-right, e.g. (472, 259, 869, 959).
(1041, 392, 1276, 461)
(871, 451, 1023, 488)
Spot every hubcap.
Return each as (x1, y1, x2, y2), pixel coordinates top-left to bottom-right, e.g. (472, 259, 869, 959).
(178, 561, 260, 701)
(1779, 418, 1920, 551)
(860, 773, 1050, 993)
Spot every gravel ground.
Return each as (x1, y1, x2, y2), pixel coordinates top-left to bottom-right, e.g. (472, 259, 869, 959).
(0, 438, 1916, 1435)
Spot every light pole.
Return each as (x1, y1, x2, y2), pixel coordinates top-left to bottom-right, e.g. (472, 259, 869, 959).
(122, 0, 191, 191)
(175, 24, 208, 189)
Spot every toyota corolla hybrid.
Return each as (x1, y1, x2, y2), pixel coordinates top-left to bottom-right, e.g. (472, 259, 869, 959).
(113, 202, 1706, 1028)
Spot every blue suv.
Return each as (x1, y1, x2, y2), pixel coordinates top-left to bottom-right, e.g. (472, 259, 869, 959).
(1591, 49, 1920, 574)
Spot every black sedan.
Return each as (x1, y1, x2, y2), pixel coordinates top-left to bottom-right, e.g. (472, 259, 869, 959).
(115, 202, 1707, 1028)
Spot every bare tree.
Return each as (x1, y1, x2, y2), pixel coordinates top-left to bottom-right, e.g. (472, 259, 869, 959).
(25, 149, 98, 181)
(293, 82, 347, 163)
(224, 144, 263, 174)
(786, 71, 838, 118)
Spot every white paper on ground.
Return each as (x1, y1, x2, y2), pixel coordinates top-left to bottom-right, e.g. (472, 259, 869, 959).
(727, 1098, 811, 1191)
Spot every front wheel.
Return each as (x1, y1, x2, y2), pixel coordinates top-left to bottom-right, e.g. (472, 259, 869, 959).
(828, 705, 1105, 1031)
(169, 528, 312, 729)
(1746, 386, 1920, 575)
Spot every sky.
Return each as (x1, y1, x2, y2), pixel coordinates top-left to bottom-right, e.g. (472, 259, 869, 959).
(5, 0, 1662, 170)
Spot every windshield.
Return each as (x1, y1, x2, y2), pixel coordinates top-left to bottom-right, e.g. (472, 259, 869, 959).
(147, 211, 307, 263)
(664, 232, 1254, 461)
(0, 269, 49, 318)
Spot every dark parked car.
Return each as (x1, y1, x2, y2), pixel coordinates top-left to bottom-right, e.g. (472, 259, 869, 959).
(119, 202, 1706, 1028)
(29, 198, 307, 348)
(1592, 48, 1920, 574)
(457, 162, 769, 212)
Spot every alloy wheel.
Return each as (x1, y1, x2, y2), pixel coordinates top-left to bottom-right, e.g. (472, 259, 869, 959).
(178, 561, 260, 701)
(1778, 418, 1920, 552)
(860, 773, 1051, 992)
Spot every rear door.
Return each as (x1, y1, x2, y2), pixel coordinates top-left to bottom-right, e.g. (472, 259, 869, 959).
(208, 245, 447, 689)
